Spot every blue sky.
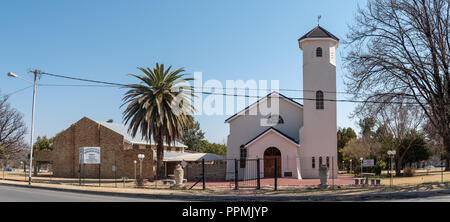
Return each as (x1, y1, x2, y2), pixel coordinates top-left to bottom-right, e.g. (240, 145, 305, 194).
(0, 0, 365, 144)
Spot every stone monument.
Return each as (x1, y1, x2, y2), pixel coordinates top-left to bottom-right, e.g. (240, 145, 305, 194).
(318, 165, 329, 188)
(174, 164, 184, 185)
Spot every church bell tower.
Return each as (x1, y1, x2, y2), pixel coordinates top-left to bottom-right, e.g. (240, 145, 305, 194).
(298, 25, 339, 178)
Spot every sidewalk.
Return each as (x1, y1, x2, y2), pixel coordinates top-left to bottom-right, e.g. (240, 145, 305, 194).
(1, 177, 450, 201)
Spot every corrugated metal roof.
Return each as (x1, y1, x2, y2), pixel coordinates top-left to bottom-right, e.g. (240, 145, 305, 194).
(163, 152, 225, 162)
(96, 121, 187, 148)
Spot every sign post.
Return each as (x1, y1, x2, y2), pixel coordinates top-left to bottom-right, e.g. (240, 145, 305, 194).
(79, 147, 101, 186)
(363, 159, 374, 167)
(112, 165, 117, 188)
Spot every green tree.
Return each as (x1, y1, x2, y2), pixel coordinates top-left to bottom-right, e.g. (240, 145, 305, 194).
(122, 63, 195, 179)
(182, 121, 205, 152)
(358, 117, 375, 137)
(337, 127, 357, 165)
(400, 131, 432, 167)
(33, 136, 54, 151)
(199, 141, 227, 156)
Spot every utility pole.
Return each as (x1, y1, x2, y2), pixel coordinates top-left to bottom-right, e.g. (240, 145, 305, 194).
(28, 69, 41, 185)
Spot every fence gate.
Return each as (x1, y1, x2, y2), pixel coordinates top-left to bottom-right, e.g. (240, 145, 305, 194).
(234, 159, 261, 190)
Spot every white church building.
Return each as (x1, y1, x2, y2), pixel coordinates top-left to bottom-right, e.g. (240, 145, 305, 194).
(225, 25, 339, 179)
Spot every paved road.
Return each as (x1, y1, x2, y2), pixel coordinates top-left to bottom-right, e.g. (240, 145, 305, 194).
(365, 194, 450, 202)
(379, 195, 450, 202)
(0, 184, 184, 202)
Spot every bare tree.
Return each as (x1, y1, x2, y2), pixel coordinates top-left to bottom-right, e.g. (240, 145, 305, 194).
(343, 0, 450, 169)
(0, 93, 27, 162)
(362, 101, 425, 174)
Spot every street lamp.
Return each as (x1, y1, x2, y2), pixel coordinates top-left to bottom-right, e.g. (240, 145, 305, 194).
(387, 150, 396, 188)
(20, 161, 25, 181)
(138, 154, 145, 178)
(133, 160, 137, 180)
(360, 157, 364, 176)
(7, 70, 41, 185)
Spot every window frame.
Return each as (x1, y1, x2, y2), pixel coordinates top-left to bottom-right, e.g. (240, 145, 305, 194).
(316, 90, 324, 110)
(316, 47, 323, 57)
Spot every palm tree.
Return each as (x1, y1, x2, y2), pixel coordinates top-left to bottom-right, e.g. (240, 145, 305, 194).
(122, 63, 195, 179)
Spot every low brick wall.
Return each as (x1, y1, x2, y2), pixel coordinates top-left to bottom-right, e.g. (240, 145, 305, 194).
(185, 161, 227, 182)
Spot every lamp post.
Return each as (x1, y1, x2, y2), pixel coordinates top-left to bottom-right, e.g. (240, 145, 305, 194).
(133, 160, 137, 180)
(8, 70, 41, 185)
(21, 161, 25, 181)
(360, 157, 363, 176)
(387, 150, 396, 188)
(138, 154, 145, 178)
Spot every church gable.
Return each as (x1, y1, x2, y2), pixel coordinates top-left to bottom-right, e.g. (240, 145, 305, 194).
(224, 92, 303, 124)
(245, 127, 299, 148)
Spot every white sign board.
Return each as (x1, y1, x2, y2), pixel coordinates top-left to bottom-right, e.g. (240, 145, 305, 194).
(79, 147, 101, 164)
(363, 159, 374, 167)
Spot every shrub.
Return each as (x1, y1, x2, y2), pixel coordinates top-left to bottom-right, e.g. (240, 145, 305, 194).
(403, 167, 416, 177)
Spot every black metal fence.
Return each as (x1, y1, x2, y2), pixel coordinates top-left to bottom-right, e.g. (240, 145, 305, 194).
(189, 158, 279, 191)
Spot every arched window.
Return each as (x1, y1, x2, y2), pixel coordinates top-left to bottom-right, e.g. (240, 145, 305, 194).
(240, 145, 247, 168)
(316, 91, 324, 110)
(319, 156, 323, 167)
(312, 157, 316, 168)
(316, 47, 322, 57)
(326, 156, 330, 168)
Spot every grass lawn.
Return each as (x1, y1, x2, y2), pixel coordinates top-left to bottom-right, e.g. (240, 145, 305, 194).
(380, 170, 450, 186)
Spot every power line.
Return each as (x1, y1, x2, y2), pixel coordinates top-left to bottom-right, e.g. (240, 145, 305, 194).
(41, 72, 125, 86)
(38, 84, 118, 87)
(196, 91, 423, 105)
(39, 71, 350, 94)
(35, 71, 428, 105)
(5, 86, 33, 97)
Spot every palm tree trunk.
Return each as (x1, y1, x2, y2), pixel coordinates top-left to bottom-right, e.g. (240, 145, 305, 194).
(156, 133, 165, 180)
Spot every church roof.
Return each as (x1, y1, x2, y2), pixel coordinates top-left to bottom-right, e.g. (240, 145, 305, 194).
(298, 25, 339, 42)
(244, 127, 299, 148)
(224, 92, 303, 123)
(95, 120, 187, 147)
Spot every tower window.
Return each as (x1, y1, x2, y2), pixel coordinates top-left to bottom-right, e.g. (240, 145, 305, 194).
(316, 47, 322, 57)
(326, 156, 330, 168)
(319, 156, 323, 167)
(312, 157, 315, 168)
(316, 91, 324, 110)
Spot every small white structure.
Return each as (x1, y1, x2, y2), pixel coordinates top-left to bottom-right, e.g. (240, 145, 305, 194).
(225, 25, 339, 179)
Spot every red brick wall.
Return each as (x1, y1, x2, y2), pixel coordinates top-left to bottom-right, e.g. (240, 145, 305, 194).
(37, 117, 156, 179)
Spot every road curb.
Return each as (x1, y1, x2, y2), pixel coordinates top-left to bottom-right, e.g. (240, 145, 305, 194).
(1, 181, 450, 201)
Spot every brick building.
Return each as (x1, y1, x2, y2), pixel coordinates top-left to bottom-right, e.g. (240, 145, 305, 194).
(34, 117, 187, 179)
